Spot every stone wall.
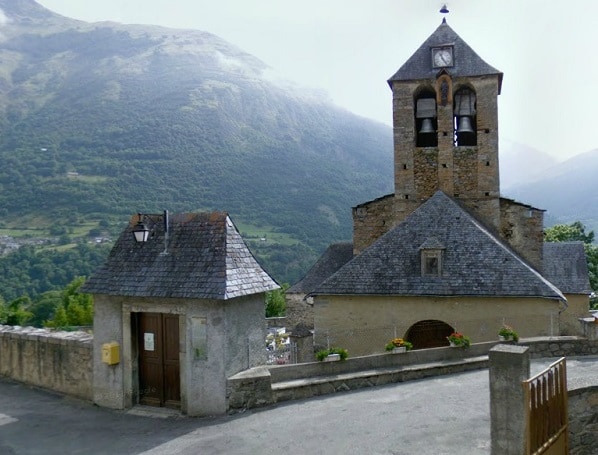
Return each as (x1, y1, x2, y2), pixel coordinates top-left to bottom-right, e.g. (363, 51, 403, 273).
(569, 386, 598, 455)
(282, 294, 313, 329)
(228, 337, 598, 415)
(228, 341, 496, 413)
(520, 336, 598, 358)
(352, 194, 396, 255)
(499, 198, 544, 271)
(0, 325, 92, 400)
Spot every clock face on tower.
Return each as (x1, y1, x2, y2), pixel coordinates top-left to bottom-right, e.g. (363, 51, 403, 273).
(432, 46, 453, 68)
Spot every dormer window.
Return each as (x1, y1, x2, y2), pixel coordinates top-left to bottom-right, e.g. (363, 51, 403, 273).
(421, 250, 442, 276)
(419, 237, 445, 277)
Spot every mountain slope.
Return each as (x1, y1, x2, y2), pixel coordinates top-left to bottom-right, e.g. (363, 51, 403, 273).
(504, 148, 598, 232)
(499, 139, 557, 189)
(0, 0, 394, 284)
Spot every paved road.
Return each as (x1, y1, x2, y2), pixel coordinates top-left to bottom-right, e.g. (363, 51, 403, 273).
(1, 357, 597, 455)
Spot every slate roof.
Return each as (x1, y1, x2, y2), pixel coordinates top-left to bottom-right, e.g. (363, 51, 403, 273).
(287, 242, 354, 294)
(82, 212, 279, 300)
(312, 192, 564, 300)
(388, 19, 503, 93)
(543, 242, 591, 295)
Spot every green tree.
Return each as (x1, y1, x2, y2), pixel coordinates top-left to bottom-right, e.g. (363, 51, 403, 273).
(0, 243, 110, 303)
(27, 290, 62, 327)
(265, 283, 289, 318)
(544, 221, 594, 243)
(545, 221, 598, 299)
(0, 296, 33, 326)
(44, 277, 93, 328)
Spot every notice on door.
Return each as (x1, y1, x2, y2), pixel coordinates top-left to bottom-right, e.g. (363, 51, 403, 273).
(144, 332, 155, 351)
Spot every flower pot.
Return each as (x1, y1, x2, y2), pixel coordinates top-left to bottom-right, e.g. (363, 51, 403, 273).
(391, 346, 407, 354)
(449, 341, 458, 347)
(325, 353, 341, 362)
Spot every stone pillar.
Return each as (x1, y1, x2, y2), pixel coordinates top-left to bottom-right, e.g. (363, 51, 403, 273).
(289, 323, 314, 364)
(580, 317, 598, 340)
(489, 344, 530, 455)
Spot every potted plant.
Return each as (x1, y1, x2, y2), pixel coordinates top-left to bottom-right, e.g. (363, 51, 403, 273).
(316, 347, 348, 362)
(385, 337, 413, 353)
(498, 325, 519, 342)
(447, 332, 471, 348)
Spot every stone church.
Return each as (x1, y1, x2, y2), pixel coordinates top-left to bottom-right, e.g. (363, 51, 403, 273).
(288, 19, 591, 356)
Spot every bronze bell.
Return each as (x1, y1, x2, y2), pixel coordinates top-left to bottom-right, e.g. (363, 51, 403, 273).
(419, 118, 435, 134)
(457, 116, 474, 134)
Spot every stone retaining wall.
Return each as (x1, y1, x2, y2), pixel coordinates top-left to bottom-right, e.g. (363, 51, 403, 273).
(227, 337, 598, 415)
(520, 336, 598, 358)
(569, 386, 598, 455)
(228, 341, 498, 413)
(0, 325, 92, 400)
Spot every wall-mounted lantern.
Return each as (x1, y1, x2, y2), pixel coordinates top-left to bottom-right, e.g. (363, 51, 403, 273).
(132, 214, 150, 242)
(132, 210, 169, 245)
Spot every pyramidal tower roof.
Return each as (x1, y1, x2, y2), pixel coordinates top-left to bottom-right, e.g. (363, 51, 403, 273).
(388, 19, 503, 92)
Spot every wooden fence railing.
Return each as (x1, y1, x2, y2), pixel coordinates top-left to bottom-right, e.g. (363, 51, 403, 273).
(522, 357, 569, 455)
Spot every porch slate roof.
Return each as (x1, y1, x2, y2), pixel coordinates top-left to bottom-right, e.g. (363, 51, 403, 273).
(287, 242, 354, 294)
(388, 19, 503, 92)
(543, 242, 591, 295)
(312, 191, 564, 300)
(82, 212, 279, 300)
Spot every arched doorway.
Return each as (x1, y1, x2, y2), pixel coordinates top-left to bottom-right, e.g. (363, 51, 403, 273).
(405, 320, 454, 350)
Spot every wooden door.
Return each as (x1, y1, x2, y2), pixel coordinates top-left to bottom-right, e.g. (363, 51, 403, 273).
(138, 312, 180, 408)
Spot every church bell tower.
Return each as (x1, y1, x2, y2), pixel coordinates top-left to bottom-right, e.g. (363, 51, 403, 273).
(387, 18, 504, 229)
(352, 18, 507, 255)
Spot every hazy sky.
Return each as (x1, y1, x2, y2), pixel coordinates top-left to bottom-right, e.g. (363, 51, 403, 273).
(35, 0, 598, 161)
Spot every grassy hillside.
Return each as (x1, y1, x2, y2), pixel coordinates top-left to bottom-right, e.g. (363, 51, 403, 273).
(0, 0, 393, 297)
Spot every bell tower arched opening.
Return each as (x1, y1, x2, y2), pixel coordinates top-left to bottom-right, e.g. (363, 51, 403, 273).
(414, 87, 437, 148)
(453, 87, 477, 146)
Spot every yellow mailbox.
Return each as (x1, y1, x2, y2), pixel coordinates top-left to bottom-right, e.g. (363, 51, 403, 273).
(102, 342, 120, 365)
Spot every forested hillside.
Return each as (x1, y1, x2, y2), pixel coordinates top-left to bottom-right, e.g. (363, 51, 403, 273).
(0, 0, 394, 301)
